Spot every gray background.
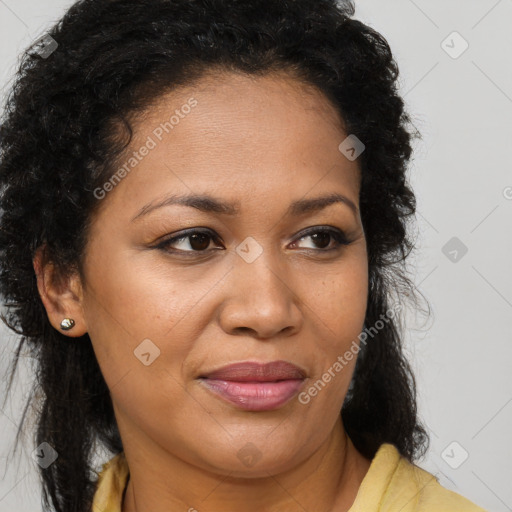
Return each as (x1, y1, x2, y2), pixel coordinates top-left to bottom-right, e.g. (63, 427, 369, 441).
(0, 1, 511, 511)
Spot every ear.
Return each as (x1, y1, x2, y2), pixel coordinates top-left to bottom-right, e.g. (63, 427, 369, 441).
(32, 245, 88, 337)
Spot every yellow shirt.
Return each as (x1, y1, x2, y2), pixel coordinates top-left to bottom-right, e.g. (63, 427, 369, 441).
(92, 443, 487, 511)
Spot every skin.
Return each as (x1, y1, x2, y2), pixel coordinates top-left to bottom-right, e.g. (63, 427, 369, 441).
(34, 70, 371, 512)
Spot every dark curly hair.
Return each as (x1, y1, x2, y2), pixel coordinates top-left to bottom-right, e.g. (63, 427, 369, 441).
(0, 0, 430, 510)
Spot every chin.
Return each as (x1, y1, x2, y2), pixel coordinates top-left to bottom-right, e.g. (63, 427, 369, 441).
(192, 438, 309, 478)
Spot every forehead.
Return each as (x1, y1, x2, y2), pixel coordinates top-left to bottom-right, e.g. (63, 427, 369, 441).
(94, 69, 361, 220)
(142, 68, 346, 139)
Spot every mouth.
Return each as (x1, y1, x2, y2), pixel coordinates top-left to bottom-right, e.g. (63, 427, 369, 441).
(198, 360, 307, 411)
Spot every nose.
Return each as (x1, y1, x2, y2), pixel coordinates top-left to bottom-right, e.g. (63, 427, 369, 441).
(218, 248, 303, 339)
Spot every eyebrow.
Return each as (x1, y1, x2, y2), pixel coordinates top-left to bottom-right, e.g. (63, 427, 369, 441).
(131, 192, 358, 222)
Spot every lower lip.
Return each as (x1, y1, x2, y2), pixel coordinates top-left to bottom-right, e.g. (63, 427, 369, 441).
(199, 378, 304, 411)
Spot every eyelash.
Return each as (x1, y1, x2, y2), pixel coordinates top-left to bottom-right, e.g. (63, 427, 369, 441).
(154, 226, 352, 256)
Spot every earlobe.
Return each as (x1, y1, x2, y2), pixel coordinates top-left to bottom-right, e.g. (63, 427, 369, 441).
(32, 245, 88, 337)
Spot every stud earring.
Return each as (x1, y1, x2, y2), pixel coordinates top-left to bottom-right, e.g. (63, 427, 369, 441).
(60, 318, 75, 330)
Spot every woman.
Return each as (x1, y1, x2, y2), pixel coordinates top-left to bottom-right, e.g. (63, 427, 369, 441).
(0, 0, 487, 511)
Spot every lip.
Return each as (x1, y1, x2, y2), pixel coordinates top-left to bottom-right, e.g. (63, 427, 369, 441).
(200, 360, 307, 381)
(198, 360, 307, 411)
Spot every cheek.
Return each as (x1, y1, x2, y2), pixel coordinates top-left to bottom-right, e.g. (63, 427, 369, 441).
(83, 270, 199, 439)
(81, 243, 232, 422)
(79, 248, 193, 391)
(299, 253, 368, 395)
(308, 253, 368, 337)
(82, 239, 204, 338)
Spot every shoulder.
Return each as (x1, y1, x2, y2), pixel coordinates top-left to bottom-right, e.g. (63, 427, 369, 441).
(391, 455, 487, 511)
(349, 443, 488, 512)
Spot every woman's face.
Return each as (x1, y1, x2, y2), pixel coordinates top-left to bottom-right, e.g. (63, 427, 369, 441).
(78, 71, 368, 476)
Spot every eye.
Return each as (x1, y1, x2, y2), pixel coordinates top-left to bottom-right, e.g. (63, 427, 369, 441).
(290, 226, 351, 252)
(155, 229, 222, 255)
(155, 226, 351, 256)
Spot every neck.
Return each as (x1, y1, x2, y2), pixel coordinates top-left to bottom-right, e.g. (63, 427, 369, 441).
(121, 417, 371, 512)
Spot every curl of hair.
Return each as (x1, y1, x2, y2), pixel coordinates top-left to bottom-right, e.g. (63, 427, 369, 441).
(0, 0, 429, 510)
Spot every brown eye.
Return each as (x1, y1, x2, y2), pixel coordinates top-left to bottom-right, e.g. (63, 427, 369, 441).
(291, 227, 351, 251)
(309, 231, 331, 249)
(187, 232, 212, 251)
(155, 226, 351, 257)
(156, 229, 222, 254)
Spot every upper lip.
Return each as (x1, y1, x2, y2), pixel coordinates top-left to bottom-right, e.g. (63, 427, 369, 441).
(199, 360, 307, 382)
